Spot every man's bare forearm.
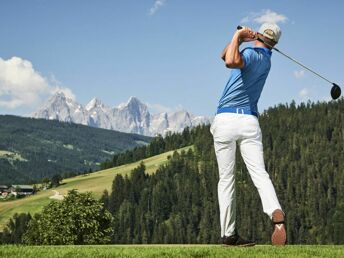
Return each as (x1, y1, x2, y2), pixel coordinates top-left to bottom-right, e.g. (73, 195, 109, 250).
(221, 27, 256, 68)
(221, 33, 239, 59)
(221, 43, 230, 61)
(221, 33, 244, 68)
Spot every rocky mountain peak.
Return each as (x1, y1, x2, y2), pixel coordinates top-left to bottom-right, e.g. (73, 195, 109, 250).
(47, 91, 66, 104)
(117, 96, 146, 111)
(85, 97, 104, 111)
(32, 95, 210, 136)
(45, 91, 78, 109)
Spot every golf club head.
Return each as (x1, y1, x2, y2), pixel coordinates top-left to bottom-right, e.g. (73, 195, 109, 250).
(331, 83, 341, 100)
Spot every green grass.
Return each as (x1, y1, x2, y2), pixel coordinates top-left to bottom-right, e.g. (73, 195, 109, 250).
(0, 245, 343, 258)
(0, 146, 192, 230)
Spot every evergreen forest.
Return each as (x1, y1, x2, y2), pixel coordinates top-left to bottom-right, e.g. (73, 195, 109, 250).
(1, 99, 343, 244)
(101, 100, 344, 244)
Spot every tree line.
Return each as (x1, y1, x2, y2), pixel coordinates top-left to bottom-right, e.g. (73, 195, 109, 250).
(1, 99, 343, 244)
(100, 128, 193, 169)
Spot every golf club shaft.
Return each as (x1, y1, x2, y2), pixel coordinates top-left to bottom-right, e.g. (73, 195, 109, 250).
(237, 26, 333, 85)
(272, 47, 333, 85)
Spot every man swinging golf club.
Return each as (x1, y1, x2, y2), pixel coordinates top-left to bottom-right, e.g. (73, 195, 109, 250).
(210, 23, 286, 246)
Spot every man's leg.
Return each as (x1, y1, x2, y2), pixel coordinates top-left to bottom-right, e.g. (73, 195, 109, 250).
(213, 139, 237, 238)
(239, 123, 286, 245)
(239, 131, 282, 217)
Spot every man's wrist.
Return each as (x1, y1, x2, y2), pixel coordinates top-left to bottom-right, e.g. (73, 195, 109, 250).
(233, 33, 242, 45)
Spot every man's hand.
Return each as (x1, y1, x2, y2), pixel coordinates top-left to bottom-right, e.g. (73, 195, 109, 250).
(221, 26, 256, 69)
(236, 26, 256, 43)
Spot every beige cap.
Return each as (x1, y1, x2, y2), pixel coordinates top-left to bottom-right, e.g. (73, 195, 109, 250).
(258, 23, 282, 43)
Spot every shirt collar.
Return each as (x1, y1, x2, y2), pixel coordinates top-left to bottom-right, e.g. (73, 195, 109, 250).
(254, 47, 272, 56)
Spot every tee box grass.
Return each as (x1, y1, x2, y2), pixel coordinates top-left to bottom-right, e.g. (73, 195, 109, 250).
(0, 245, 343, 258)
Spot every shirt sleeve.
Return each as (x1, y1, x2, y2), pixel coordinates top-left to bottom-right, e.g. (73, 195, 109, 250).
(241, 48, 256, 69)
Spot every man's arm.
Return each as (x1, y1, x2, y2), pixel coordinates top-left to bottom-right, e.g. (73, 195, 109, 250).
(221, 44, 230, 61)
(221, 27, 256, 69)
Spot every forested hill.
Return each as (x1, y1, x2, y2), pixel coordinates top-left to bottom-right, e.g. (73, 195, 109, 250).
(0, 115, 151, 185)
(102, 99, 344, 244)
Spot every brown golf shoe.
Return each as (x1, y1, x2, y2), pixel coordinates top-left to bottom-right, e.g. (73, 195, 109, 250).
(222, 234, 256, 247)
(271, 209, 287, 246)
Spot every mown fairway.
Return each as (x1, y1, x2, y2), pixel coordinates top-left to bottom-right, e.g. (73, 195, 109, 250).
(0, 245, 343, 258)
(0, 146, 192, 230)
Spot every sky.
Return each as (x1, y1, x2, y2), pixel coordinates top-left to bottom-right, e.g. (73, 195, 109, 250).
(0, 0, 343, 117)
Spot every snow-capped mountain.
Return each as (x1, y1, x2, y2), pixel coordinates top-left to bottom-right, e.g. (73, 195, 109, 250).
(85, 98, 112, 129)
(33, 92, 89, 125)
(32, 92, 210, 136)
(112, 97, 151, 135)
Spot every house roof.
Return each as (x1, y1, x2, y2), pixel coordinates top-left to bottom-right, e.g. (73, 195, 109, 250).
(0, 185, 9, 188)
(11, 185, 34, 190)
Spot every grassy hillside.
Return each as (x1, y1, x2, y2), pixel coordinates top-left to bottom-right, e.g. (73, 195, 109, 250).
(0, 115, 151, 184)
(0, 245, 343, 258)
(0, 146, 192, 230)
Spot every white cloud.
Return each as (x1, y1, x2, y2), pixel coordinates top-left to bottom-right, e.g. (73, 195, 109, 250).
(294, 70, 305, 79)
(148, 0, 166, 16)
(298, 87, 332, 103)
(241, 9, 288, 25)
(240, 16, 250, 24)
(0, 56, 74, 109)
(299, 88, 311, 100)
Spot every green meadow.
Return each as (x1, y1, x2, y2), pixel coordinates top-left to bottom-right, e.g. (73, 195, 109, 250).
(0, 245, 343, 258)
(0, 146, 192, 230)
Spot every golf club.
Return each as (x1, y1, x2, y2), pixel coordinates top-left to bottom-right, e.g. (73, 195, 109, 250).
(237, 25, 342, 100)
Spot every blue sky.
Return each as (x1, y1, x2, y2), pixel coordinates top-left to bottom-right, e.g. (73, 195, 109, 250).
(0, 0, 343, 116)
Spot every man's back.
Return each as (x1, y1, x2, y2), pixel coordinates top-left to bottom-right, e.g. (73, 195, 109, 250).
(218, 47, 272, 114)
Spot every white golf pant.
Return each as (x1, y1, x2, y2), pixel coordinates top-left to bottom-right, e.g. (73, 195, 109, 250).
(210, 112, 282, 237)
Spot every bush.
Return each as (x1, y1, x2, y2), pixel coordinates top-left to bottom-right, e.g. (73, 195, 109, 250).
(24, 190, 113, 245)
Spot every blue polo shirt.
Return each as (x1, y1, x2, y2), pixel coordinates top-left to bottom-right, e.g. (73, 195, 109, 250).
(217, 47, 272, 115)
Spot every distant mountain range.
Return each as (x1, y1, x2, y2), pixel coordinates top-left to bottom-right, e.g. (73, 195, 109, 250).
(32, 92, 210, 136)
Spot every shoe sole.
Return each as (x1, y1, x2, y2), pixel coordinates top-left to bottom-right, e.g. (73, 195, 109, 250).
(272, 210, 287, 246)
